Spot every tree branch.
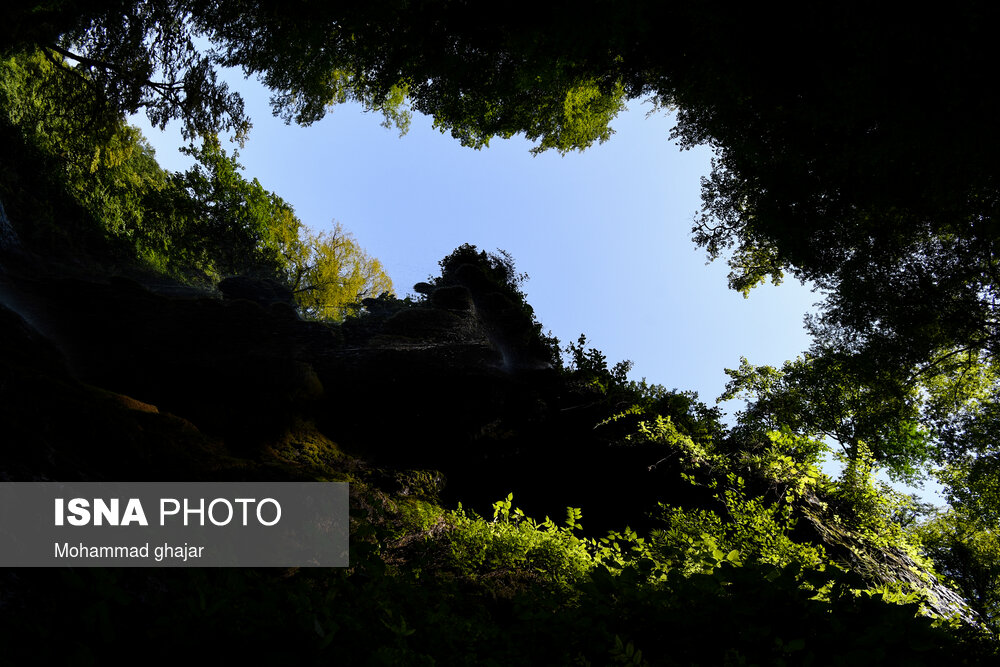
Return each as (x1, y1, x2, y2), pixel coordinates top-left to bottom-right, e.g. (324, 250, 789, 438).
(46, 44, 184, 95)
(47, 43, 120, 73)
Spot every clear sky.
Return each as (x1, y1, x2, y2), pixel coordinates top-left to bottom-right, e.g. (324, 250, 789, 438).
(132, 73, 820, 423)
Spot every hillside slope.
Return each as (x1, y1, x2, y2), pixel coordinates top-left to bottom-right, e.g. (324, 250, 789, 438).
(0, 236, 990, 664)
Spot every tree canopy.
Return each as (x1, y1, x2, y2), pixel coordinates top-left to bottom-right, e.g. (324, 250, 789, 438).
(14, 2, 1000, 344)
(286, 221, 394, 322)
(0, 44, 392, 319)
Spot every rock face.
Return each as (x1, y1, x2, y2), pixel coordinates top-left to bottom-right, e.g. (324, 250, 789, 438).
(795, 492, 982, 626)
(0, 253, 981, 627)
(0, 199, 20, 253)
(218, 275, 295, 307)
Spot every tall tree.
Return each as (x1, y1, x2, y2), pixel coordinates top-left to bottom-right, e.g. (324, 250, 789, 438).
(719, 352, 932, 480)
(287, 221, 394, 322)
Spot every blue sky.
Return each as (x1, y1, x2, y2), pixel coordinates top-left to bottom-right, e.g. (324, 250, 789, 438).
(133, 75, 820, 423)
(131, 73, 950, 504)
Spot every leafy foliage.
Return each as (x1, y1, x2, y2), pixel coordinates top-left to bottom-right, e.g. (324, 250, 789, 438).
(431, 244, 530, 307)
(912, 508, 1000, 632)
(445, 493, 593, 586)
(569, 333, 726, 450)
(31, 0, 250, 141)
(145, 135, 292, 279)
(0, 47, 391, 319)
(15, 0, 630, 153)
(720, 354, 931, 480)
(565, 333, 633, 393)
(283, 221, 394, 321)
(0, 48, 166, 256)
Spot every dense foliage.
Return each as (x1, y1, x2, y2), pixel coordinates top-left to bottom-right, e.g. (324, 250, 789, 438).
(912, 507, 1000, 630)
(0, 47, 392, 316)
